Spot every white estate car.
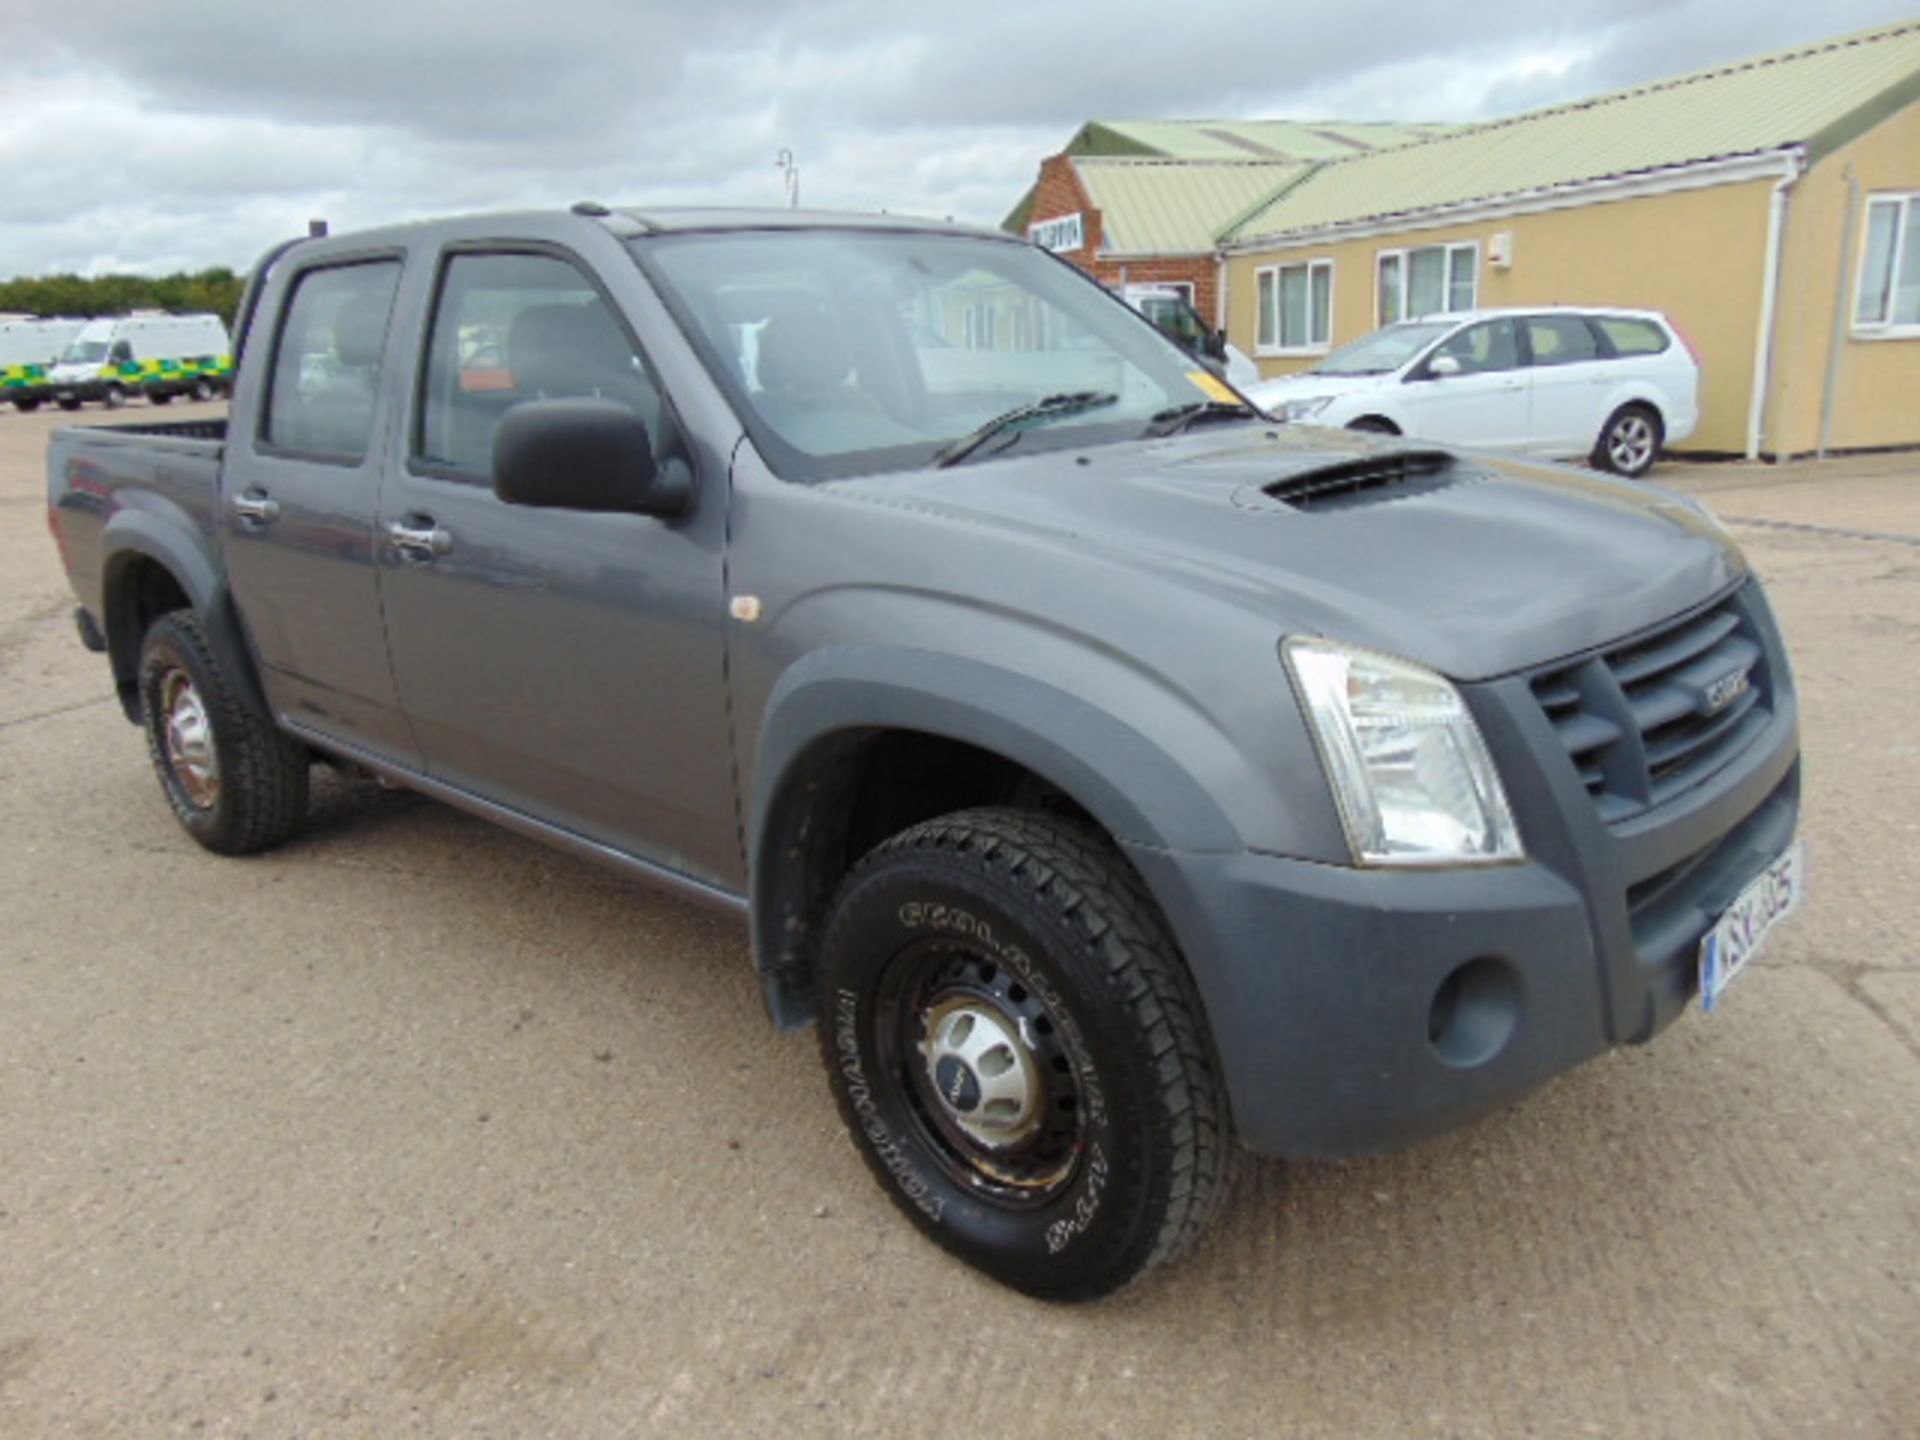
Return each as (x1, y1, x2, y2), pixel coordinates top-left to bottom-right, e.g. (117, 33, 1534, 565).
(1244, 308, 1700, 478)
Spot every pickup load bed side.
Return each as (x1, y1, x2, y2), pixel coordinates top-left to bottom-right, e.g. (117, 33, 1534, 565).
(47, 207, 1802, 1300)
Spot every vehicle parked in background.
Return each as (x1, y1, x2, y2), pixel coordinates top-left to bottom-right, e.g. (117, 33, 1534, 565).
(46, 209, 1799, 1300)
(0, 318, 86, 412)
(1122, 284, 1260, 390)
(1244, 308, 1700, 478)
(47, 313, 233, 410)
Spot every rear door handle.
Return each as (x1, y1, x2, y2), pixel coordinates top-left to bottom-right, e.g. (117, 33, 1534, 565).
(387, 518, 453, 560)
(230, 489, 280, 525)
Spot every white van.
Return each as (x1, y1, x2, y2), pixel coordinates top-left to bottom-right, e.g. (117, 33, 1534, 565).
(47, 313, 233, 409)
(0, 319, 86, 413)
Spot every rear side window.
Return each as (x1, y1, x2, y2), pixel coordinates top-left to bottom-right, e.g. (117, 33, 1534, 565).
(416, 251, 665, 481)
(263, 261, 402, 461)
(1523, 315, 1602, 367)
(1593, 316, 1671, 356)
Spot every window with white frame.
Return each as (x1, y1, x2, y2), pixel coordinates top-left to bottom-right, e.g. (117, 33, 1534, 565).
(1255, 259, 1332, 352)
(1855, 192, 1920, 334)
(1377, 242, 1477, 326)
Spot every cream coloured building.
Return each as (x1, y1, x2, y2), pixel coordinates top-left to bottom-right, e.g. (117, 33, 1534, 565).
(1213, 21, 1920, 459)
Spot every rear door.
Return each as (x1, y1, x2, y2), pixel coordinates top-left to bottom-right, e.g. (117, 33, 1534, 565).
(374, 244, 739, 888)
(1518, 314, 1611, 457)
(1397, 317, 1529, 450)
(222, 254, 423, 767)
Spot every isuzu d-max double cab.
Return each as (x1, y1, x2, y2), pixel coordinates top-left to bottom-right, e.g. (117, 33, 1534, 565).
(46, 207, 1802, 1300)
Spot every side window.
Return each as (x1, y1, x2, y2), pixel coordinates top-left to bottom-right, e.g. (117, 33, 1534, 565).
(109, 340, 133, 366)
(417, 251, 664, 481)
(1523, 315, 1602, 367)
(1432, 318, 1518, 373)
(263, 261, 402, 461)
(1593, 316, 1670, 356)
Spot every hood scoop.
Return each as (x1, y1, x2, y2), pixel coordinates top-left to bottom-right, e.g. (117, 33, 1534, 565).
(1245, 448, 1465, 513)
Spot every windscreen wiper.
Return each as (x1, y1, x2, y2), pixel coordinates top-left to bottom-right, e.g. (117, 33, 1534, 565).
(1143, 400, 1260, 437)
(932, 391, 1119, 468)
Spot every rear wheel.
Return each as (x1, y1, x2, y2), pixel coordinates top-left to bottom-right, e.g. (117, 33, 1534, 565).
(1593, 403, 1662, 478)
(103, 384, 127, 410)
(11, 397, 40, 413)
(190, 378, 215, 402)
(816, 807, 1233, 1300)
(138, 611, 310, 855)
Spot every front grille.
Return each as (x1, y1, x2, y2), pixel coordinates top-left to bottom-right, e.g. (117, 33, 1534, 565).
(1530, 587, 1772, 823)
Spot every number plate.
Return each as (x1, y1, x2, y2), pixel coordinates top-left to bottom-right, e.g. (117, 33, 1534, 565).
(1698, 841, 1804, 1012)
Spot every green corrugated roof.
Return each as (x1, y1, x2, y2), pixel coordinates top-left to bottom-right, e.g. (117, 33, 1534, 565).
(1227, 19, 1920, 244)
(1001, 117, 1448, 234)
(1086, 119, 1453, 162)
(1074, 159, 1309, 254)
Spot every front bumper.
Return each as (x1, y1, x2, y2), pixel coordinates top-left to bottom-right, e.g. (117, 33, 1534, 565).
(1129, 579, 1800, 1157)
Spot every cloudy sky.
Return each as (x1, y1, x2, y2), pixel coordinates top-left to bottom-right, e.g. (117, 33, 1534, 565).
(3, 0, 1914, 278)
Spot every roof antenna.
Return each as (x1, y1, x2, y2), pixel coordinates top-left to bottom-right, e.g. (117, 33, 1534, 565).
(776, 148, 800, 208)
(307, 219, 329, 238)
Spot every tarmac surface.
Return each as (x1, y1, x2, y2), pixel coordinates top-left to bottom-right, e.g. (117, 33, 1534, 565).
(2, 400, 1916, 1437)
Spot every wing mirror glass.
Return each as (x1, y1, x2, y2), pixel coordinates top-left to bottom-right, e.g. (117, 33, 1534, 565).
(1428, 354, 1463, 378)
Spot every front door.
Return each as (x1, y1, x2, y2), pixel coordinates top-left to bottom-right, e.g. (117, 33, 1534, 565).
(1398, 317, 1529, 450)
(222, 255, 422, 768)
(375, 248, 738, 888)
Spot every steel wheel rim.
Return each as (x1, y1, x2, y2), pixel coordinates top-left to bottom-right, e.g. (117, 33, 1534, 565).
(1609, 414, 1654, 471)
(878, 940, 1086, 1205)
(159, 668, 219, 810)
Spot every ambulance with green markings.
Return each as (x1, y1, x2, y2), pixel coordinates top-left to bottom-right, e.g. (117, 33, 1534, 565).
(0, 318, 86, 412)
(47, 313, 232, 409)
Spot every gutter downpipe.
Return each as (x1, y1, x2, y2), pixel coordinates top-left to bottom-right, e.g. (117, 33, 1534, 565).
(1746, 149, 1805, 461)
(1818, 165, 1861, 459)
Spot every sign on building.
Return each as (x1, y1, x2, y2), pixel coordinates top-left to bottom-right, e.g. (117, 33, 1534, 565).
(1027, 213, 1085, 254)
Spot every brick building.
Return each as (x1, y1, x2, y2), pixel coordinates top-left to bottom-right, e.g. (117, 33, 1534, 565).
(1003, 120, 1448, 322)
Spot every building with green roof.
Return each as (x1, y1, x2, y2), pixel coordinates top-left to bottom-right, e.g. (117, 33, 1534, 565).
(1217, 19, 1920, 457)
(1005, 118, 1445, 330)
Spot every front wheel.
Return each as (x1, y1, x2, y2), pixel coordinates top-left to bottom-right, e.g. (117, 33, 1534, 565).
(1593, 403, 1663, 478)
(138, 611, 310, 855)
(816, 808, 1233, 1300)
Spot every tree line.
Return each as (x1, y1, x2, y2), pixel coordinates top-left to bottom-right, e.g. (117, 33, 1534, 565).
(0, 268, 245, 327)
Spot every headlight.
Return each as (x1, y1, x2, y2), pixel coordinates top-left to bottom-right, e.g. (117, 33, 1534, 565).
(1283, 639, 1521, 866)
(1278, 396, 1333, 421)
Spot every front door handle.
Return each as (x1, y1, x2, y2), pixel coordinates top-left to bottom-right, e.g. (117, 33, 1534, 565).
(230, 489, 280, 524)
(387, 518, 453, 560)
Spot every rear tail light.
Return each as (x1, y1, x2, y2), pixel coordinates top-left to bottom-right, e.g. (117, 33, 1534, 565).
(1669, 319, 1703, 367)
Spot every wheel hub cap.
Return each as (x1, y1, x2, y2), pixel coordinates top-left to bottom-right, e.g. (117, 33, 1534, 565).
(919, 999, 1042, 1148)
(161, 670, 219, 809)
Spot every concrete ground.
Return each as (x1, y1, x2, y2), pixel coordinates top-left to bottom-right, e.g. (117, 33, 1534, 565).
(2, 400, 1916, 1438)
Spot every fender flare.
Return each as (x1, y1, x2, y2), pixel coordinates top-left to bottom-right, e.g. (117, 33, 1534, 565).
(747, 645, 1241, 1023)
(99, 508, 268, 724)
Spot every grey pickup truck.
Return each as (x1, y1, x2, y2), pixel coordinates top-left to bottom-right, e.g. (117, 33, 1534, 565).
(47, 206, 1803, 1299)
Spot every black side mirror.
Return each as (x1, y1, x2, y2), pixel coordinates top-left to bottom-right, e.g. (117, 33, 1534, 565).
(492, 398, 691, 517)
(1204, 329, 1227, 361)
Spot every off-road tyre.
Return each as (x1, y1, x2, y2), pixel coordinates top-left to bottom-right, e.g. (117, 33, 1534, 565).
(816, 807, 1233, 1300)
(138, 610, 309, 855)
